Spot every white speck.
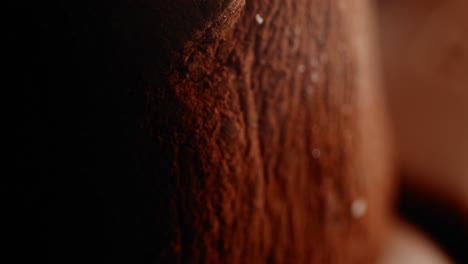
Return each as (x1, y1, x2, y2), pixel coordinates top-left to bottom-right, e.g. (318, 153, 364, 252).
(310, 58, 319, 67)
(297, 64, 306, 73)
(351, 199, 367, 219)
(294, 27, 302, 35)
(310, 72, 320, 83)
(255, 14, 264, 25)
(306, 85, 314, 95)
(320, 54, 328, 64)
(312, 148, 321, 159)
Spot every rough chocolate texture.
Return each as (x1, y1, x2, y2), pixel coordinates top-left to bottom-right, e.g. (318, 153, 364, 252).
(8, 1, 387, 263)
(148, 0, 382, 263)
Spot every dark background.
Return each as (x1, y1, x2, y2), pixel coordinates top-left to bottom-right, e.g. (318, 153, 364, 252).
(6, 1, 170, 263)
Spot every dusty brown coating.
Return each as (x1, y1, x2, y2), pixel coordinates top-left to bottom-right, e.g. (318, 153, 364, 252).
(147, 0, 390, 263)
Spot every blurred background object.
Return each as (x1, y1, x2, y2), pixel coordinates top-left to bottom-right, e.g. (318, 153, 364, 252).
(377, 0, 468, 262)
(380, 221, 452, 264)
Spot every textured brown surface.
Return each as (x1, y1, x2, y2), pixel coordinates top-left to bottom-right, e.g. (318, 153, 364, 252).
(148, 0, 391, 263)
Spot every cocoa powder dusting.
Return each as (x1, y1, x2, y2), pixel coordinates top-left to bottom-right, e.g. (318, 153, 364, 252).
(145, 0, 386, 263)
